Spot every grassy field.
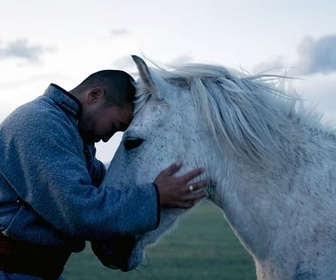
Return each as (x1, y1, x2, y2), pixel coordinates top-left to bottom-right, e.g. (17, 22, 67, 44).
(63, 201, 256, 280)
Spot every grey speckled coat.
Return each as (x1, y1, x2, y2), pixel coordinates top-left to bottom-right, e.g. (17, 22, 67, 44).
(0, 84, 159, 252)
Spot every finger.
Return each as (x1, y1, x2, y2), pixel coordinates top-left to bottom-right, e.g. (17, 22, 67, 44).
(162, 160, 183, 176)
(187, 179, 209, 192)
(174, 200, 196, 209)
(180, 167, 205, 182)
(184, 189, 206, 201)
(192, 190, 206, 200)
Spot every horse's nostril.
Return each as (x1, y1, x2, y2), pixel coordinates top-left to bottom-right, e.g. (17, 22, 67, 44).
(124, 138, 144, 150)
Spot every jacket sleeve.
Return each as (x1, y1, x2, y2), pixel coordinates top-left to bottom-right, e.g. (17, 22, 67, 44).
(1, 105, 160, 241)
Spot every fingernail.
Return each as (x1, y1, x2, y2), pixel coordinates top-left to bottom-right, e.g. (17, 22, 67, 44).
(175, 160, 182, 167)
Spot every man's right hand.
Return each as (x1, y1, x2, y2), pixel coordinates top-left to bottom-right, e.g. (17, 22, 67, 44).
(153, 160, 208, 208)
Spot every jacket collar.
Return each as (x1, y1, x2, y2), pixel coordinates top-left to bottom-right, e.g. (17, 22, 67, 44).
(43, 83, 82, 120)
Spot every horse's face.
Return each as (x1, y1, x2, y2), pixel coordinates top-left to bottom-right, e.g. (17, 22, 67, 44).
(104, 56, 210, 270)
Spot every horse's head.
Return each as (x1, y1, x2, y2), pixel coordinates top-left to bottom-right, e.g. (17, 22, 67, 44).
(103, 55, 295, 270)
(103, 56, 216, 270)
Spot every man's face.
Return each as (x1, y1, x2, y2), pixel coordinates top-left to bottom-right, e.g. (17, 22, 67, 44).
(79, 103, 133, 144)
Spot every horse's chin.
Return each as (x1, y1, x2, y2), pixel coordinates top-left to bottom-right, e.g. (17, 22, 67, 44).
(91, 236, 145, 272)
(121, 234, 156, 270)
(120, 241, 145, 272)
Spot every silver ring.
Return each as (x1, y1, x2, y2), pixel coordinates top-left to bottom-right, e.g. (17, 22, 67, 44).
(189, 185, 194, 192)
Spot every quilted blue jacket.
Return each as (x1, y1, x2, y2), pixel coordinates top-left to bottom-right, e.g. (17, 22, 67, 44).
(0, 84, 159, 252)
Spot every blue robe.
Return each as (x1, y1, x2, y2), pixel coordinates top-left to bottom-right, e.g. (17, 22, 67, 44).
(0, 84, 159, 253)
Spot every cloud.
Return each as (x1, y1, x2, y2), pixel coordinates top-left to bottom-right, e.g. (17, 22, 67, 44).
(110, 28, 129, 36)
(0, 39, 52, 62)
(251, 36, 336, 123)
(293, 72, 336, 122)
(296, 35, 336, 75)
(253, 34, 336, 76)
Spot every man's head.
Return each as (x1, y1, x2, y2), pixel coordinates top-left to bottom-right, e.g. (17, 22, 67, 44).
(70, 70, 135, 144)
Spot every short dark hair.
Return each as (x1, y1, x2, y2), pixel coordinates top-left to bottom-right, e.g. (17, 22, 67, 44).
(75, 70, 136, 107)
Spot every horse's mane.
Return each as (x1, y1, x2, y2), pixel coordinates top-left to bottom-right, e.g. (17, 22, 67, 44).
(135, 62, 327, 164)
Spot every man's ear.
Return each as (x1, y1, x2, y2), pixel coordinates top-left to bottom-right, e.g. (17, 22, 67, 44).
(86, 87, 105, 105)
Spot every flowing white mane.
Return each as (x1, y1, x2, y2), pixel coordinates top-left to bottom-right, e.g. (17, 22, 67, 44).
(134, 63, 326, 165)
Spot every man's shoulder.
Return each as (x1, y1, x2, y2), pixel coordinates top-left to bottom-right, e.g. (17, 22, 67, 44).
(2, 96, 78, 142)
(4, 97, 60, 128)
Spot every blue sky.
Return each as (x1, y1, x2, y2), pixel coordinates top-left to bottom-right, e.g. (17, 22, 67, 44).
(1, 0, 336, 162)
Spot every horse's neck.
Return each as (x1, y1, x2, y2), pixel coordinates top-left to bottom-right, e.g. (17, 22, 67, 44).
(208, 126, 336, 260)
(209, 159, 282, 258)
(206, 126, 303, 257)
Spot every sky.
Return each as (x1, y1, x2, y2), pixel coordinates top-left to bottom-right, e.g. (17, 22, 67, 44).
(1, 0, 336, 163)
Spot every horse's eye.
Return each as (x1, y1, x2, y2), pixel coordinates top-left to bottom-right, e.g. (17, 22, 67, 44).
(124, 138, 144, 150)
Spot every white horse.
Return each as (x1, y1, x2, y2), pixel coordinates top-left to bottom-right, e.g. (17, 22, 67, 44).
(103, 55, 336, 279)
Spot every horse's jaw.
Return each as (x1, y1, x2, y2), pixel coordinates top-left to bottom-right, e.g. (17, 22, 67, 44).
(126, 207, 191, 267)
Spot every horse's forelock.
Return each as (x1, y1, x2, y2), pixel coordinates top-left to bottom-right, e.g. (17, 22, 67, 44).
(134, 82, 151, 115)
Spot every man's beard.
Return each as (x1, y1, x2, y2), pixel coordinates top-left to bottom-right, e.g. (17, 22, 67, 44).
(77, 115, 100, 144)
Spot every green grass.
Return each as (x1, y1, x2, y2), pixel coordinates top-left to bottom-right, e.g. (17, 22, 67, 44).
(63, 201, 256, 279)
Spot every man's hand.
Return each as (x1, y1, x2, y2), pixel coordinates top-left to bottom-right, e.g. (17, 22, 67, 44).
(154, 160, 208, 208)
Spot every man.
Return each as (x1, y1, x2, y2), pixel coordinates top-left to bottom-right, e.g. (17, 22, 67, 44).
(0, 70, 208, 280)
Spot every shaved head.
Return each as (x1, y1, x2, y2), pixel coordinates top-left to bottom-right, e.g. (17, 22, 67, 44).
(71, 70, 136, 107)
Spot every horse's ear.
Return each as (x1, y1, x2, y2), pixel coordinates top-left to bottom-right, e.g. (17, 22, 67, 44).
(131, 55, 162, 99)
